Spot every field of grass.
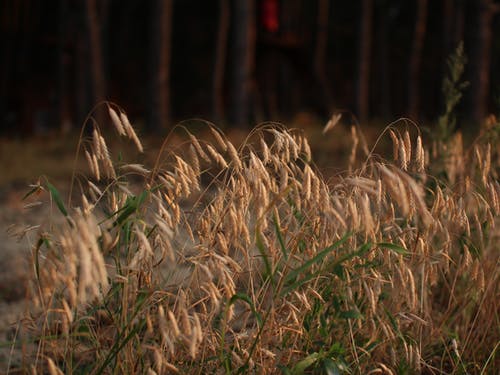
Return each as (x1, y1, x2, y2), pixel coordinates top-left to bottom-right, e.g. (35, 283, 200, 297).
(3, 97, 498, 374)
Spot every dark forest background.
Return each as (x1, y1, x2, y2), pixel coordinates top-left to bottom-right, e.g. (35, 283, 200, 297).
(1, 0, 500, 136)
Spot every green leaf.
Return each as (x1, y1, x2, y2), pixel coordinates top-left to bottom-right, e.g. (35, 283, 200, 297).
(22, 184, 42, 201)
(278, 365, 292, 375)
(384, 308, 405, 342)
(274, 215, 288, 260)
(281, 234, 354, 296)
(95, 318, 146, 374)
(33, 236, 50, 284)
(356, 242, 372, 257)
(339, 309, 362, 320)
(46, 181, 68, 216)
(113, 190, 149, 226)
(255, 230, 274, 286)
(281, 271, 318, 296)
(291, 352, 320, 375)
(325, 242, 372, 277)
(377, 242, 408, 255)
(323, 358, 342, 375)
(284, 233, 352, 286)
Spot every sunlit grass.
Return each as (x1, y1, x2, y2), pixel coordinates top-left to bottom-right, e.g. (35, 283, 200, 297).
(6, 101, 499, 374)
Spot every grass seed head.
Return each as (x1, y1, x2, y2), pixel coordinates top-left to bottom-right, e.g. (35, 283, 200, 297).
(415, 135, 425, 172)
(108, 105, 126, 135)
(227, 141, 242, 170)
(403, 130, 412, 162)
(22, 117, 499, 374)
(209, 126, 228, 152)
(189, 133, 210, 162)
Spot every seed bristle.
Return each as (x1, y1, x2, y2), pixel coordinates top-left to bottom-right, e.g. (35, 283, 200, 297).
(23, 114, 497, 374)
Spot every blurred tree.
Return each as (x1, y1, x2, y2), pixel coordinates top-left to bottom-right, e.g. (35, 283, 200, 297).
(408, 0, 428, 120)
(58, 0, 72, 133)
(75, 16, 90, 132)
(149, 0, 173, 132)
(441, 0, 464, 120)
(257, 0, 280, 119)
(356, 0, 373, 122)
(231, 0, 256, 127)
(453, 0, 465, 45)
(1, 0, 39, 135)
(213, 0, 230, 122)
(0, 0, 17, 133)
(86, 0, 107, 126)
(443, 0, 453, 56)
(471, 0, 499, 123)
(314, 0, 333, 113)
(1, 0, 500, 135)
(277, 0, 305, 114)
(374, 0, 392, 118)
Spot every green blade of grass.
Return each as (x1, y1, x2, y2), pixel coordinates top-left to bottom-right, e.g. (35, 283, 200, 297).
(46, 181, 68, 217)
(281, 270, 319, 296)
(284, 233, 352, 287)
(339, 309, 362, 320)
(113, 190, 149, 226)
(377, 242, 408, 255)
(323, 358, 345, 375)
(22, 184, 42, 201)
(281, 241, 371, 296)
(290, 352, 320, 374)
(274, 215, 288, 260)
(95, 318, 146, 374)
(255, 230, 274, 287)
(33, 236, 50, 284)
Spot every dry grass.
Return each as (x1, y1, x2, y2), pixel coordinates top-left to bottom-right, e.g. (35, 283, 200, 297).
(7, 104, 500, 374)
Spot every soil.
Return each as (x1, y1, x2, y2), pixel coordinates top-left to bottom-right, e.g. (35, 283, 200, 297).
(0, 134, 78, 371)
(0, 181, 75, 371)
(0, 186, 36, 371)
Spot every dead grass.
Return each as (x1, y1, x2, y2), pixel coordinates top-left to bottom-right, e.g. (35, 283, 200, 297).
(4, 104, 500, 374)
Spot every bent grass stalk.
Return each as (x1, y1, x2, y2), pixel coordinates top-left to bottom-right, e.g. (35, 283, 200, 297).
(10, 103, 500, 374)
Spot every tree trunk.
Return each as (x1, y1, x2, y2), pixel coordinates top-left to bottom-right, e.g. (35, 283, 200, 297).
(75, 28, 89, 130)
(314, 0, 333, 115)
(442, 0, 453, 58)
(453, 0, 465, 46)
(58, 0, 72, 133)
(231, 0, 256, 127)
(86, 0, 106, 125)
(408, 0, 428, 121)
(150, 0, 173, 132)
(213, 0, 230, 123)
(356, 0, 373, 123)
(375, 6, 391, 118)
(471, 0, 496, 123)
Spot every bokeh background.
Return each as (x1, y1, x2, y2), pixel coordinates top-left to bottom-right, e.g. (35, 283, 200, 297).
(0, 1, 500, 364)
(1, 0, 500, 137)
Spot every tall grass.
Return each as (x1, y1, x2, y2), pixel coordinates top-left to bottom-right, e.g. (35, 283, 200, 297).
(9, 103, 500, 374)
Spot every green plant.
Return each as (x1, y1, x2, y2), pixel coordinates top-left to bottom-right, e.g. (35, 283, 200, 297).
(437, 41, 469, 143)
(7, 103, 499, 374)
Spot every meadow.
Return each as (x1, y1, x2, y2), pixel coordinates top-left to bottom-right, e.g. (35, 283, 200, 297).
(4, 47, 500, 374)
(3, 101, 495, 374)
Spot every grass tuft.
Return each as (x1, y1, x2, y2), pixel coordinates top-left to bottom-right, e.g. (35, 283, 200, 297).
(6, 105, 500, 374)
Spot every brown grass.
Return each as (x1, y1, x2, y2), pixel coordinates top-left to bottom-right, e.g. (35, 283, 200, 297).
(7, 106, 500, 374)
